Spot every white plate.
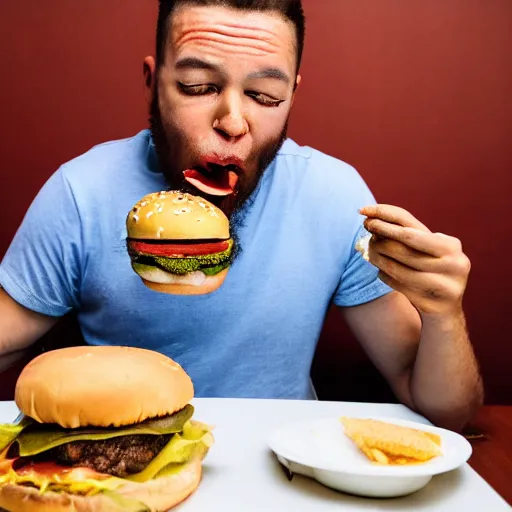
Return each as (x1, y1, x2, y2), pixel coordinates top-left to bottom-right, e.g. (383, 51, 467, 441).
(268, 415, 472, 498)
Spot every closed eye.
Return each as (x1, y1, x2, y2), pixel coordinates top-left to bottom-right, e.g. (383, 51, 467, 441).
(247, 91, 285, 107)
(177, 82, 284, 107)
(177, 83, 218, 96)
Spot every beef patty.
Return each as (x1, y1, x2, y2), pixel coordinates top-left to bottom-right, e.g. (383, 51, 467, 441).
(53, 434, 171, 477)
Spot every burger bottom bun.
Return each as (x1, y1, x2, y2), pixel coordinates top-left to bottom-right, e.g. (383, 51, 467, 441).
(141, 268, 229, 296)
(0, 459, 202, 512)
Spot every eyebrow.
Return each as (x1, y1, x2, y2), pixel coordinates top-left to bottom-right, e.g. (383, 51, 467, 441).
(175, 57, 222, 72)
(175, 57, 290, 84)
(247, 68, 290, 84)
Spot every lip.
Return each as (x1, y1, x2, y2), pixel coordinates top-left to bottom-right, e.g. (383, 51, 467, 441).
(199, 155, 245, 173)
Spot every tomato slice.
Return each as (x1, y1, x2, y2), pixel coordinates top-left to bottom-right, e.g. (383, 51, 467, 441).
(129, 239, 229, 257)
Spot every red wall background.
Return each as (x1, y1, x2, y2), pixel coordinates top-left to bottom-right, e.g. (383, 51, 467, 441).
(1, 1, 511, 403)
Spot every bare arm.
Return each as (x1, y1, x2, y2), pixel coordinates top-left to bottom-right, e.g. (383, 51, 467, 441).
(342, 291, 483, 431)
(340, 204, 484, 432)
(0, 288, 58, 372)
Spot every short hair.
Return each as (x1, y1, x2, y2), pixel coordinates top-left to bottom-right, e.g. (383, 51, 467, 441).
(156, 0, 306, 73)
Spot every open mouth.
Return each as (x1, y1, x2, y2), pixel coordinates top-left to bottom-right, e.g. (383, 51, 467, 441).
(183, 163, 241, 196)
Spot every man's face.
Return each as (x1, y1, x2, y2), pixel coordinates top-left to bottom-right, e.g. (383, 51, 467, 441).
(145, 5, 300, 218)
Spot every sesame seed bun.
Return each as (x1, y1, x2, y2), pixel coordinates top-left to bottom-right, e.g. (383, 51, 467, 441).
(140, 268, 229, 296)
(126, 191, 229, 241)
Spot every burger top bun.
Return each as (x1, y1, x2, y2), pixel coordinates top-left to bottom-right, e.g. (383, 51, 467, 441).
(15, 346, 194, 429)
(126, 191, 230, 240)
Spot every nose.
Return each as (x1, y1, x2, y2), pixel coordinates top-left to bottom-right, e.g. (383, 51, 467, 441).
(213, 90, 249, 141)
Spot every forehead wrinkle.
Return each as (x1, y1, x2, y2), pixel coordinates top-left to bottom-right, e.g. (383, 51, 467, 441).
(178, 19, 285, 41)
(176, 26, 284, 52)
(177, 32, 281, 57)
(172, 7, 293, 49)
(169, 8, 296, 72)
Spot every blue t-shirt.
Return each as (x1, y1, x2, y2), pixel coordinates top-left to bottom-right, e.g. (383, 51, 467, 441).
(0, 130, 391, 399)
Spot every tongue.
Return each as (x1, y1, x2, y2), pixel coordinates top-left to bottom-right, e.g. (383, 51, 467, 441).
(183, 169, 238, 196)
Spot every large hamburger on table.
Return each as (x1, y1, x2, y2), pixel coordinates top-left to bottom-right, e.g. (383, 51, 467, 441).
(0, 346, 213, 512)
(126, 191, 235, 295)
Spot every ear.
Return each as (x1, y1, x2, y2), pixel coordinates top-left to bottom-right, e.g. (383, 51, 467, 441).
(290, 74, 301, 107)
(143, 56, 156, 105)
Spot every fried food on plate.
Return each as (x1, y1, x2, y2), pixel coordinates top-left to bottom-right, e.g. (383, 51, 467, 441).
(340, 417, 442, 465)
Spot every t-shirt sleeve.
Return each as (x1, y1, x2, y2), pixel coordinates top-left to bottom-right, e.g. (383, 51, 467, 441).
(333, 224, 393, 307)
(332, 176, 393, 308)
(0, 170, 83, 316)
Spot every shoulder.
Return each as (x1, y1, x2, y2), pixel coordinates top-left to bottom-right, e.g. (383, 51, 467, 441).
(274, 138, 377, 210)
(58, 130, 151, 186)
(270, 139, 378, 264)
(56, 130, 154, 199)
(47, 130, 158, 221)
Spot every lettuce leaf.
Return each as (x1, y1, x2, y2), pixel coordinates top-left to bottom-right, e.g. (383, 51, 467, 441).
(127, 420, 213, 482)
(0, 418, 213, 502)
(0, 416, 34, 453)
(0, 465, 124, 496)
(132, 238, 234, 276)
(17, 405, 194, 456)
(0, 465, 149, 510)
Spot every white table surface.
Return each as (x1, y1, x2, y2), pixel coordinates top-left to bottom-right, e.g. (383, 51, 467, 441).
(0, 398, 509, 511)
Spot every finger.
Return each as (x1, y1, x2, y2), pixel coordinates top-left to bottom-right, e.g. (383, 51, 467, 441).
(364, 220, 447, 257)
(370, 251, 445, 297)
(371, 238, 439, 272)
(377, 267, 461, 305)
(370, 249, 422, 284)
(360, 204, 430, 232)
(434, 232, 464, 254)
(376, 270, 406, 294)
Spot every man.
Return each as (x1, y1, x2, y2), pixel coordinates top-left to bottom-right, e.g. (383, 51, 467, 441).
(0, 0, 482, 431)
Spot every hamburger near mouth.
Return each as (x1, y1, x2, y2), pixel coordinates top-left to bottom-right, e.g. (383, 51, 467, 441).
(0, 346, 213, 512)
(126, 190, 235, 295)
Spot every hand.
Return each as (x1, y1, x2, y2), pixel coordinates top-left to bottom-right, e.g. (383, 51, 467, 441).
(359, 204, 471, 318)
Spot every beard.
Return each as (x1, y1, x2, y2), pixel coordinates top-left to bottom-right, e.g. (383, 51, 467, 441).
(149, 91, 288, 222)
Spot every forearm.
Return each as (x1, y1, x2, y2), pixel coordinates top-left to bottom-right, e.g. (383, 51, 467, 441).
(0, 289, 58, 370)
(409, 311, 483, 431)
(0, 349, 29, 373)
